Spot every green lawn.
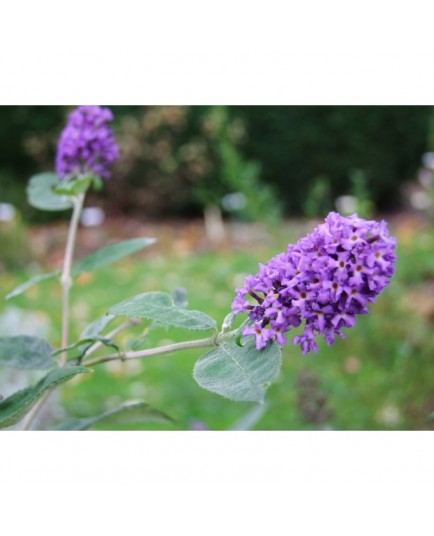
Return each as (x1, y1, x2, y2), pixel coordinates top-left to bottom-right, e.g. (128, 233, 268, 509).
(1, 217, 434, 430)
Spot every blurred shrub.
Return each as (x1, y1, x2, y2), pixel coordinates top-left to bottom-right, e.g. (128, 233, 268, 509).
(102, 106, 189, 216)
(334, 169, 375, 219)
(0, 106, 66, 222)
(105, 106, 280, 222)
(0, 105, 430, 220)
(184, 106, 280, 222)
(303, 175, 333, 218)
(0, 210, 31, 270)
(348, 169, 375, 218)
(233, 106, 430, 215)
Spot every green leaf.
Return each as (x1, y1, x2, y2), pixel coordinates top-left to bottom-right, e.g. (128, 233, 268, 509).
(57, 401, 174, 430)
(77, 314, 116, 354)
(27, 173, 73, 211)
(0, 367, 91, 429)
(127, 333, 149, 351)
(80, 314, 116, 340)
(109, 291, 217, 331)
(235, 318, 251, 347)
(193, 337, 282, 403)
(53, 175, 93, 196)
(73, 237, 157, 276)
(0, 336, 56, 370)
(52, 336, 119, 357)
(5, 271, 60, 300)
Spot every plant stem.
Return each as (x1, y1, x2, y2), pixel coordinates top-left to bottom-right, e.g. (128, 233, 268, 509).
(59, 192, 85, 365)
(83, 329, 238, 367)
(20, 193, 84, 431)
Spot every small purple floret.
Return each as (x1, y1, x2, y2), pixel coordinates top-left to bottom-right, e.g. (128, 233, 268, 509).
(55, 105, 119, 180)
(232, 212, 397, 354)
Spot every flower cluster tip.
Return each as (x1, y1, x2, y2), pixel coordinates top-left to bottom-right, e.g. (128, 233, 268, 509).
(55, 105, 119, 180)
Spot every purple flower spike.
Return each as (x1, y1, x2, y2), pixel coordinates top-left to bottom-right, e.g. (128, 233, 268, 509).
(55, 105, 119, 180)
(232, 212, 397, 354)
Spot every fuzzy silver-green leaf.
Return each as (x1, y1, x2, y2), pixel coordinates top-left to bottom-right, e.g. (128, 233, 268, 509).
(27, 173, 73, 211)
(0, 336, 56, 369)
(109, 291, 217, 331)
(193, 337, 281, 403)
(0, 367, 91, 429)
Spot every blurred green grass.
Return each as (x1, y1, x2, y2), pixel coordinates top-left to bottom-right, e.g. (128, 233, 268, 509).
(1, 218, 434, 430)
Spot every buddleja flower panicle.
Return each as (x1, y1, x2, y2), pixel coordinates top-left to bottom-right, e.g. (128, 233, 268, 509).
(55, 105, 119, 180)
(232, 212, 397, 354)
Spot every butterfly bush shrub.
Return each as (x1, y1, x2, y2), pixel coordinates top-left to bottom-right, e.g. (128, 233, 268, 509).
(0, 106, 397, 430)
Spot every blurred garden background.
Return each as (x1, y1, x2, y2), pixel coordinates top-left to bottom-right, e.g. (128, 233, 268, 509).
(1, 105, 434, 430)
